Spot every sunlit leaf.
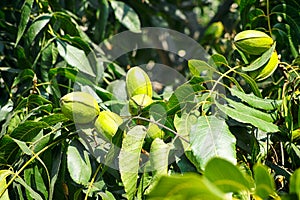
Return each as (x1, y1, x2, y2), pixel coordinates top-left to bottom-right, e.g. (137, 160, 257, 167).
(253, 164, 277, 199)
(215, 100, 279, 133)
(67, 141, 92, 185)
(205, 157, 253, 193)
(0, 170, 13, 200)
(242, 42, 276, 72)
(188, 115, 236, 170)
(147, 173, 226, 200)
(229, 88, 282, 111)
(119, 125, 147, 200)
(56, 40, 95, 77)
(289, 168, 300, 197)
(150, 138, 171, 176)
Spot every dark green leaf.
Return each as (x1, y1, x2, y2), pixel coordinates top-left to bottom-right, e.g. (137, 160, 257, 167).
(25, 14, 52, 45)
(16, 0, 34, 46)
(236, 72, 262, 98)
(94, 0, 109, 42)
(39, 114, 69, 125)
(10, 121, 49, 141)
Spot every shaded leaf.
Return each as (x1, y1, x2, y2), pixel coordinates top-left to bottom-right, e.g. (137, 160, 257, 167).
(25, 14, 52, 45)
(10, 121, 49, 141)
(16, 0, 34, 45)
(236, 72, 262, 98)
(110, 1, 141, 33)
(15, 177, 43, 200)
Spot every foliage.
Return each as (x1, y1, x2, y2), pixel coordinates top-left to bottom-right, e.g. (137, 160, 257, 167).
(0, 0, 299, 199)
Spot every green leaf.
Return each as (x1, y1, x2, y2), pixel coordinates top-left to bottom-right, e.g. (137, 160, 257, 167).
(224, 97, 276, 122)
(39, 114, 69, 125)
(229, 88, 282, 111)
(205, 157, 253, 193)
(209, 54, 228, 68)
(236, 72, 262, 98)
(24, 166, 48, 200)
(147, 173, 226, 200)
(12, 69, 35, 88)
(15, 177, 43, 200)
(150, 138, 171, 176)
(52, 12, 80, 36)
(248, 8, 265, 22)
(49, 146, 63, 200)
(167, 83, 197, 115)
(188, 59, 216, 78)
(189, 115, 236, 170)
(56, 40, 95, 77)
(119, 125, 147, 200)
(253, 164, 277, 199)
(10, 121, 49, 141)
(272, 23, 299, 58)
(110, 1, 141, 33)
(0, 170, 13, 200)
(99, 191, 116, 200)
(215, 100, 279, 133)
(25, 14, 52, 45)
(12, 138, 32, 155)
(67, 141, 92, 185)
(289, 168, 300, 197)
(94, 0, 109, 42)
(242, 42, 276, 71)
(16, 0, 34, 46)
